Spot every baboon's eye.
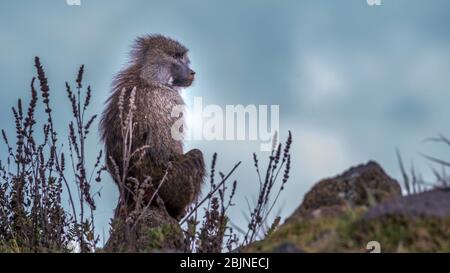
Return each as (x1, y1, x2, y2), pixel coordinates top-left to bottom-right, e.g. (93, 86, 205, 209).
(172, 53, 184, 59)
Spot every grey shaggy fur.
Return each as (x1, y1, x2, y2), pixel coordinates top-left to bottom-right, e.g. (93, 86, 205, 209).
(100, 34, 205, 219)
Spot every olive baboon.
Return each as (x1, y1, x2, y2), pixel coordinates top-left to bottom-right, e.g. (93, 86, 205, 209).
(100, 34, 205, 220)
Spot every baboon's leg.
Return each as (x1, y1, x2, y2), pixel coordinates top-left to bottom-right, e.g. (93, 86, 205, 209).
(157, 149, 205, 220)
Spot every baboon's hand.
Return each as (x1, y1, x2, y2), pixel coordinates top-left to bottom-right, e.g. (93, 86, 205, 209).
(157, 149, 205, 220)
(184, 149, 205, 173)
(181, 149, 205, 198)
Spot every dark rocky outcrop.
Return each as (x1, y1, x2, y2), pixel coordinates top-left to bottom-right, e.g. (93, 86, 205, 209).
(246, 161, 450, 253)
(290, 161, 401, 220)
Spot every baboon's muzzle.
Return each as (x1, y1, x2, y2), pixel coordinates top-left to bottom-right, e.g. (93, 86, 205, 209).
(188, 69, 196, 81)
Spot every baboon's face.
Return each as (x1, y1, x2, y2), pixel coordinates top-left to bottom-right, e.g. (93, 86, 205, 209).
(168, 52, 195, 87)
(142, 41, 195, 88)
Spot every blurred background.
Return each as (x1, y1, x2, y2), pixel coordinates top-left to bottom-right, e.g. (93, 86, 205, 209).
(1, 0, 450, 242)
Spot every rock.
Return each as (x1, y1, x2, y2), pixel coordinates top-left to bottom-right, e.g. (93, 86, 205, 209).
(248, 208, 450, 252)
(244, 162, 450, 253)
(290, 161, 401, 219)
(104, 205, 186, 253)
(364, 188, 450, 219)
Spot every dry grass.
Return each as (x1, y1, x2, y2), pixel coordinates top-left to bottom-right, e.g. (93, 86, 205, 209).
(0, 57, 105, 252)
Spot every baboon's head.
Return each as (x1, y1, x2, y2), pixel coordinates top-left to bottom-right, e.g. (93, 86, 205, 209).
(134, 35, 195, 88)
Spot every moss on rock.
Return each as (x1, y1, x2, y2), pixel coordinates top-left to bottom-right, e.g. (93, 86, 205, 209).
(246, 207, 450, 253)
(246, 162, 449, 253)
(104, 206, 186, 252)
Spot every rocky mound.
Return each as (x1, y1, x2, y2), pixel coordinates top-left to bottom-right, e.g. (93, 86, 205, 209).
(104, 206, 185, 253)
(290, 161, 401, 219)
(246, 161, 450, 253)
